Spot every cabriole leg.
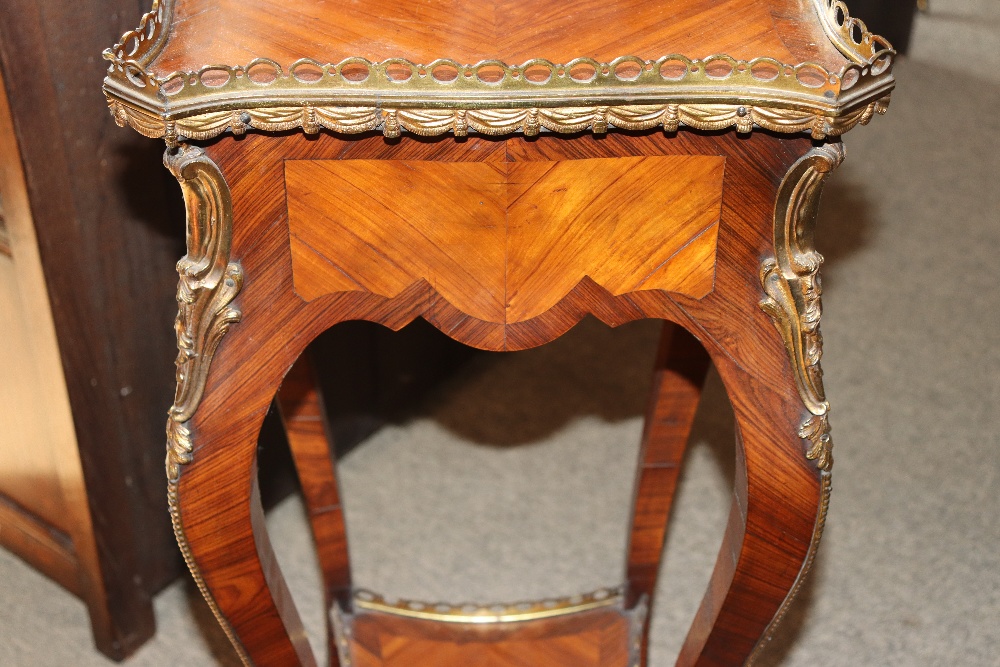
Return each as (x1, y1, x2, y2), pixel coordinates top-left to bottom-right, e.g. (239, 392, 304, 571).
(627, 322, 712, 666)
(676, 143, 842, 665)
(276, 355, 351, 665)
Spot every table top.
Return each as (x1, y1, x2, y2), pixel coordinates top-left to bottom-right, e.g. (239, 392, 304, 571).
(103, 0, 895, 141)
(149, 0, 847, 74)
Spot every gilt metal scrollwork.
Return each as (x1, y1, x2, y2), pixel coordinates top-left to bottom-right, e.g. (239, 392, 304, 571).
(750, 143, 844, 664)
(760, 143, 844, 471)
(162, 145, 249, 665)
(164, 145, 243, 426)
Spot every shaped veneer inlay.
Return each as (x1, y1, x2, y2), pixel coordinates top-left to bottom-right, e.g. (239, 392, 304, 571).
(285, 155, 724, 324)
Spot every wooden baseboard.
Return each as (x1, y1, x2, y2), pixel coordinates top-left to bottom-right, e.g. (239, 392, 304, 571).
(0, 491, 81, 597)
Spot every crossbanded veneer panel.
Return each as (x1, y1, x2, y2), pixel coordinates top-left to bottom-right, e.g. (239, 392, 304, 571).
(344, 606, 632, 667)
(504, 155, 723, 321)
(287, 159, 509, 323)
(285, 155, 724, 326)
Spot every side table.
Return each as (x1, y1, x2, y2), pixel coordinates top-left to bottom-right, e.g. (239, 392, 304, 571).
(103, 1, 894, 664)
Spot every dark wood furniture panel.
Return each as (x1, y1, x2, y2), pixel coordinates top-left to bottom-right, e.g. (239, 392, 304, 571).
(0, 2, 474, 659)
(0, 1, 188, 656)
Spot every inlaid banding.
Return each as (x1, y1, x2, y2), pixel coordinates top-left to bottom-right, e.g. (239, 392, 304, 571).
(285, 155, 724, 326)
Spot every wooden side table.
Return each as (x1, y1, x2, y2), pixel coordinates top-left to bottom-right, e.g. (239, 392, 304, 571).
(103, 1, 894, 664)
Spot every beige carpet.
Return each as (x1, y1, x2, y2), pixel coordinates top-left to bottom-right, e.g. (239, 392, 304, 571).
(2, 2, 998, 665)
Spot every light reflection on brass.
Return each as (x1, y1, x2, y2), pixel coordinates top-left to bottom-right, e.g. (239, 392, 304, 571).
(751, 143, 844, 663)
(102, 0, 894, 142)
(353, 586, 625, 624)
(163, 144, 249, 666)
(760, 143, 844, 472)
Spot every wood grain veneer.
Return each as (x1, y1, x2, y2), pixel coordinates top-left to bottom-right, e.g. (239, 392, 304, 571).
(287, 160, 508, 323)
(626, 324, 711, 664)
(343, 606, 633, 667)
(275, 357, 351, 612)
(150, 0, 849, 75)
(286, 155, 722, 336)
(504, 156, 722, 322)
(162, 127, 827, 666)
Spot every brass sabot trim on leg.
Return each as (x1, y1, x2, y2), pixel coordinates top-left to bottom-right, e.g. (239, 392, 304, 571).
(163, 145, 249, 666)
(747, 471, 832, 665)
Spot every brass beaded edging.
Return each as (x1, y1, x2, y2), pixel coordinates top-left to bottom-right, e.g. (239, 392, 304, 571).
(103, 0, 894, 141)
(747, 472, 832, 665)
(352, 586, 626, 624)
(163, 145, 250, 667)
(750, 143, 843, 662)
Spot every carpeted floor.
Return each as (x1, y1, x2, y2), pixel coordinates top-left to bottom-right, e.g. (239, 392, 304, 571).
(2, 2, 998, 665)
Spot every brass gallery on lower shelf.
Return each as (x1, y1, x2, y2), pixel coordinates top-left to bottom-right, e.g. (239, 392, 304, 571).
(352, 586, 627, 624)
(334, 587, 648, 667)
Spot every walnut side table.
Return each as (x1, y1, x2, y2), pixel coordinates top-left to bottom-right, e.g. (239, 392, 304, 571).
(103, 1, 894, 665)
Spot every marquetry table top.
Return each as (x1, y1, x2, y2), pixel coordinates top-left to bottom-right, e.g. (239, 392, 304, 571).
(104, 0, 895, 141)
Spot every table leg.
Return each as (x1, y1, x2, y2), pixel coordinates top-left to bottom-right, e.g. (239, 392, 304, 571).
(671, 144, 840, 666)
(626, 322, 712, 665)
(276, 355, 351, 665)
(170, 320, 319, 666)
(668, 312, 827, 666)
(161, 143, 313, 665)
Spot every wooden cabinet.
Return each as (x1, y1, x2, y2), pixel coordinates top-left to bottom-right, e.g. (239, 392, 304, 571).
(0, 9, 187, 656)
(0, 66, 104, 628)
(0, 6, 475, 658)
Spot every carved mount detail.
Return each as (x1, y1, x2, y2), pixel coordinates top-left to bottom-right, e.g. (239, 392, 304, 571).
(162, 145, 249, 665)
(760, 143, 844, 471)
(164, 144, 243, 480)
(751, 144, 843, 662)
(107, 98, 891, 145)
(102, 1, 894, 143)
